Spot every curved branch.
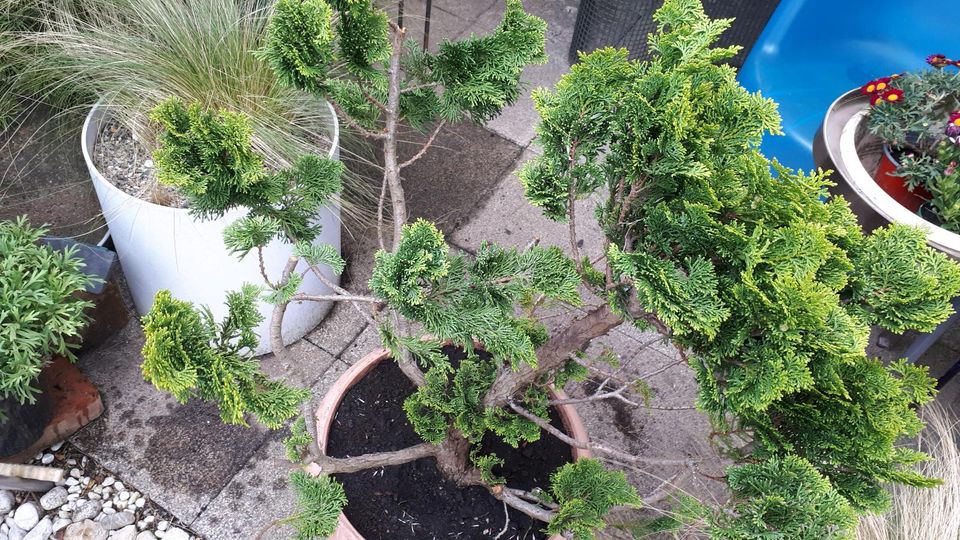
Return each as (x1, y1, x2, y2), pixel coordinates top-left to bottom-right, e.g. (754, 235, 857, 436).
(304, 442, 436, 475)
(400, 120, 446, 169)
(508, 402, 696, 468)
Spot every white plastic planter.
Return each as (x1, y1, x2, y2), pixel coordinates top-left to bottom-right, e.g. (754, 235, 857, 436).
(82, 103, 342, 355)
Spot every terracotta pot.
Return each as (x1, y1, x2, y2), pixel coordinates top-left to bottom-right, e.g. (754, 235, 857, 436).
(315, 348, 592, 540)
(873, 144, 931, 212)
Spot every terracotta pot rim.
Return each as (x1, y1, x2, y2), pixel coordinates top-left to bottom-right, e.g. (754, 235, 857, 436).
(314, 347, 591, 540)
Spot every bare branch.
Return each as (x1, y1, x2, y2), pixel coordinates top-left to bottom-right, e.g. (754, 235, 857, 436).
(401, 82, 440, 94)
(400, 120, 446, 169)
(493, 502, 510, 540)
(491, 485, 556, 524)
(304, 442, 436, 475)
(328, 99, 388, 140)
(269, 256, 301, 362)
(289, 293, 381, 304)
(360, 85, 388, 113)
(508, 402, 696, 468)
(306, 264, 378, 326)
(548, 383, 640, 407)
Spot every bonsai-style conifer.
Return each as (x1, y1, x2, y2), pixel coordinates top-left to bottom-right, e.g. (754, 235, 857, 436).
(140, 0, 960, 538)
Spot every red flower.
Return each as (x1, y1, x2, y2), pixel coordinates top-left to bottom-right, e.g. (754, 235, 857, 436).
(874, 77, 892, 92)
(871, 89, 904, 107)
(861, 80, 879, 95)
(881, 88, 904, 103)
(949, 111, 960, 126)
(927, 53, 950, 68)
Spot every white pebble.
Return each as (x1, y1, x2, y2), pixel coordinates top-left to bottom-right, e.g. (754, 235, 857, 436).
(40, 454, 55, 465)
(113, 482, 125, 492)
(66, 459, 77, 466)
(67, 485, 81, 494)
(65, 478, 79, 487)
(102, 477, 115, 487)
(155, 531, 165, 538)
(67, 493, 80, 502)
(103, 507, 117, 515)
(70, 468, 81, 479)
(89, 493, 101, 500)
(118, 492, 130, 502)
(50, 441, 64, 452)
(134, 499, 145, 509)
(156, 521, 168, 531)
(13, 502, 40, 530)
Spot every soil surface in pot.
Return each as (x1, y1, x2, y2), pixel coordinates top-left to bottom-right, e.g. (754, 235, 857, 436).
(327, 347, 573, 540)
(0, 106, 106, 244)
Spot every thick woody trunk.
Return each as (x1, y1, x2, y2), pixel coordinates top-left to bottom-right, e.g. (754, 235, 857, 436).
(434, 430, 479, 487)
(483, 304, 623, 409)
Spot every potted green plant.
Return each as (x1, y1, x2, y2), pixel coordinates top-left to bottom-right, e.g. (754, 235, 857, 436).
(141, 1, 960, 538)
(10, 0, 344, 353)
(816, 54, 960, 259)
(0, 217, 94, 459)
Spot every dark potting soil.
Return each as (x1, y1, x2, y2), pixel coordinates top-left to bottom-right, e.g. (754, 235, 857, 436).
(326, 346, 573, 540)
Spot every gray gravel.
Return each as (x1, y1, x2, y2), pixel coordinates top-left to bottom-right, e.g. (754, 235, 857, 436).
(92, 122, 186, 208)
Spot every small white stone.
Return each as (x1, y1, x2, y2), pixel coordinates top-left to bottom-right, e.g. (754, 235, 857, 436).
(134, 499, 145, 509)
(113, 483, 124, 492)
(102, 508, 116, 515)
(80, 477, 91, 485)
(88, 493, 101, 501)
(117, 492, 129, 502)
(8, 524, 26, 540)
(73, 500, 102, 522)
(33, 453, 42, 462)
(143, 159, 154, 168)
(101, 477, 115, 488)
(155, 521, 168, 532)
(102, 501, 113, 510)
(50, 441, 64, 452)
(66, 459, 77, 466)
(143, 516, 154, 525)
(13, 503, 39, 530)
(0, 491, 14, 514)
(62, 502, 75, 512)
(67, 494, 80, 502)
(162, 528, 189, 540)
(65, 478, 79, 487)
(136, 532, 157, 540)
(40, 454, 54, 465)
(112, 524, 138, 540)
(67, 485, 81, 495)
(51, 517, 71, 533)
(154, 531, 165, 539)
(115, 502, 127, 511)
(40, 486, 69, 511)
(70, 468, 82, 479)
(57, 510, 71, 520)
(22, 516, 52, 540)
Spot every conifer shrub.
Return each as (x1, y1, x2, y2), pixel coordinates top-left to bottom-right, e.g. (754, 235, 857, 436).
(139, 0, 960, 538)
(0, 217, 92, 418)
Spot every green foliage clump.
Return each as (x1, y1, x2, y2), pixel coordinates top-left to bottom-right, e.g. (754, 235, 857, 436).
(288, 471, 347, 539)
(152, 97, 343, 244)
(371, 220, 580, 370)
(519, 0, 960, 536)
(284, 417, 314, 464)
(0, 217, 92, 408)
(847, 223, 960, 333)
(714, 456, 857, 539)
(259, 0, 547, 130)
(546, 459, 642, 540)
(141, 287, 308, 429)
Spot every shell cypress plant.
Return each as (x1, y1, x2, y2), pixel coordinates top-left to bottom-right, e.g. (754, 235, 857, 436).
(138, 0, 960, 538)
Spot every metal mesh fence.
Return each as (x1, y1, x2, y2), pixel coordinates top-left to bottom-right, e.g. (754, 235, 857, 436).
(569, 0, 781, 67)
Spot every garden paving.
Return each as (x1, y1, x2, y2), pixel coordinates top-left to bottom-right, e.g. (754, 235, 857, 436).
(46, 1, 960, 539)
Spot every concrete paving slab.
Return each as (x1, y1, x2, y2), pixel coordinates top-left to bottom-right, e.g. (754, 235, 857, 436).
(190, 360, 353, 540)
(451, 147, 607, 261)
(71, 319, 334, 523)
(399, 121, 524, 236)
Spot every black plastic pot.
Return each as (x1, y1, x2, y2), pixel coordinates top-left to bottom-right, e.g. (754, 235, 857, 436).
(0, 392, 53, 459)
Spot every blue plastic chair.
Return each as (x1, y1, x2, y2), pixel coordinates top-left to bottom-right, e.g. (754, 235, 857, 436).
(738, 0, 956, 172)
